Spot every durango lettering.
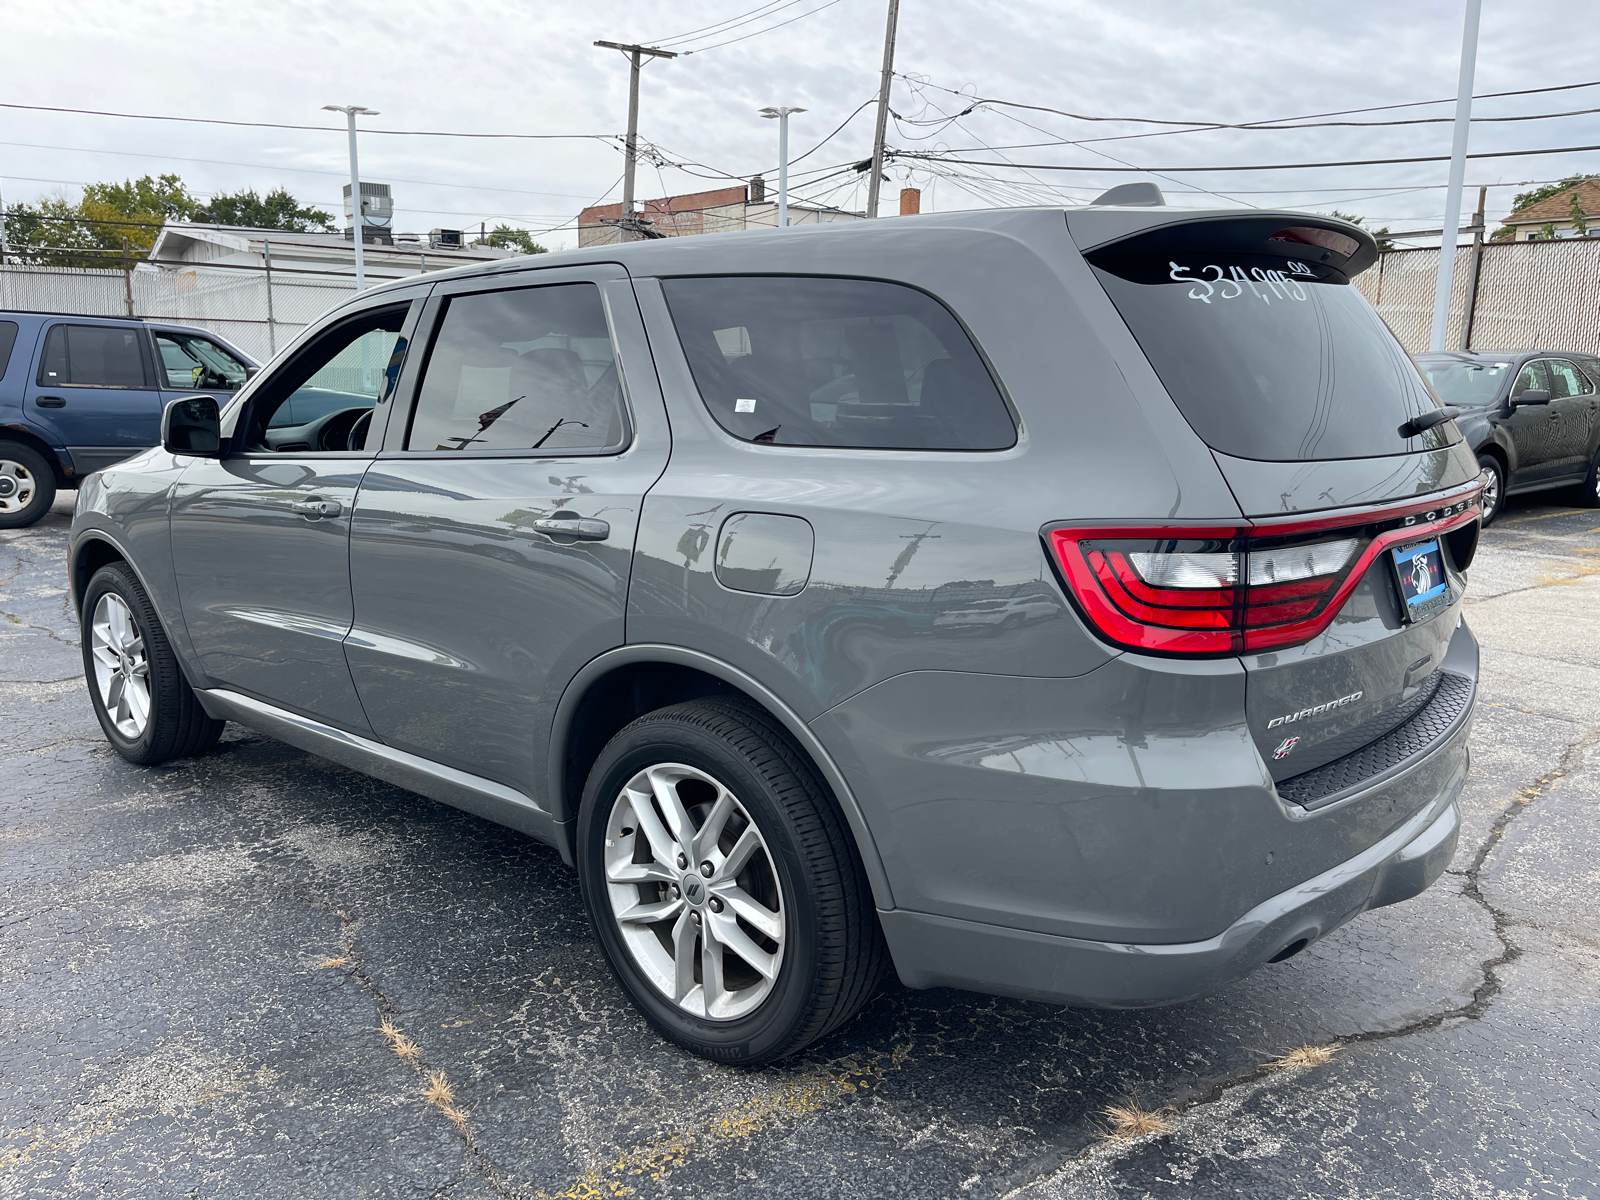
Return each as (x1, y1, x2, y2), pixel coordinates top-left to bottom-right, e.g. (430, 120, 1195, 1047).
(1266, 690, 1365, 730)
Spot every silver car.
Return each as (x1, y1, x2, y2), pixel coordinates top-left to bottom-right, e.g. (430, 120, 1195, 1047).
(70, 197, 1481, 1063)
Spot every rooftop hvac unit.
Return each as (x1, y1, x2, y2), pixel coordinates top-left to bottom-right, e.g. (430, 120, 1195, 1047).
(342, 181, 394, 227)
(428, 228, 464, 250)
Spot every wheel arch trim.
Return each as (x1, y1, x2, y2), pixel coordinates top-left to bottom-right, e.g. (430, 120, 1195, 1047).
(549, 643, 896, 909)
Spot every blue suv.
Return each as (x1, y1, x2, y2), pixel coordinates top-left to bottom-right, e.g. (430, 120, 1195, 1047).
(0, 311, 257, 527)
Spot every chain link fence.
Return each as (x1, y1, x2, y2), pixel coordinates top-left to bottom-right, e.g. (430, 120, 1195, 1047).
(6, 234, 1598, 365)
(0, 263, 360, 363)
(1357, 237, 1600, 355)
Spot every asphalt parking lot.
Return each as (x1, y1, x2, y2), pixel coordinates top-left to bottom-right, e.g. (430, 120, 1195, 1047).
(3, 490, 1598, 1200)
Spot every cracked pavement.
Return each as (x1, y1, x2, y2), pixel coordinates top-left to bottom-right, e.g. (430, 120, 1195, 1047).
(3, 491, 1598, 1198)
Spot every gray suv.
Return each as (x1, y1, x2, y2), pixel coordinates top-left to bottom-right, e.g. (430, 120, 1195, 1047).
(70, 201, 1482, 1064)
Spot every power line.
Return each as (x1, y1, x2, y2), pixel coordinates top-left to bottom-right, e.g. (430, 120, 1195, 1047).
(899, 141, 1600, 174)
(680, 0, 849, 53)
(0, 100, 614, 141)
(648, 0, 812, 47)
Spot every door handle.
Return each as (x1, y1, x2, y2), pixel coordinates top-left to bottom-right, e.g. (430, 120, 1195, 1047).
(531, 515, 610, 541)
(291, 498, 343, 519)
(35, 396, 66, 408)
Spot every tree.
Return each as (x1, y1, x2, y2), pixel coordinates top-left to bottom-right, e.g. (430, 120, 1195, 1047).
(1568, 191, 1589, 238)
(472, 224, 548, 255)
(0, 174, 332, 267)
(1322, 210, 1394, 253)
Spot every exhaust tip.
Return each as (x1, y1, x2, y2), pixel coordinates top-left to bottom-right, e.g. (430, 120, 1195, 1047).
(1268, 937, 1311, 964)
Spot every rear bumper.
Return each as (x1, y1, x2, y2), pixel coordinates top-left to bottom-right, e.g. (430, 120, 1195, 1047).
(881, 745, 1465, 1009)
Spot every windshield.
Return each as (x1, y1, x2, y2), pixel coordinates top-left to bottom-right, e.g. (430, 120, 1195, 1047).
(1415, 357, 1514, 407)
(1087, 218, 1451, 462)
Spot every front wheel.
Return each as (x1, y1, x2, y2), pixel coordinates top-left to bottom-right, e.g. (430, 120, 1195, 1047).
(1476, 454, 1504, 526)
(577, 698, 885, 1064)
(81, 562, 224, 765)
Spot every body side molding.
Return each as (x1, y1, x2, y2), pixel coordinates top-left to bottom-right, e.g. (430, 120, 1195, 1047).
(198, 688, 557, 845)
(548, 643, 895, 908)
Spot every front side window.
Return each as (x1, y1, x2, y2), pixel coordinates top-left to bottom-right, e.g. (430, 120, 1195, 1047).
(1512, 360, 1548, 397)
(1087, 218, 1449, 461)
(1545, 359, 1594, 398)
(246, 307, 407, 452)
(661, 275, 1015, 450)
(407, 283, 626, 453)
(37, 324, 147, 389)
(0, 321, 18, 382)
(155, 332, 250, 392)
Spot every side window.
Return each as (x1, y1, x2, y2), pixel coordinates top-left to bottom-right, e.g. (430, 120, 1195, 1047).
(1513, 360, 1548, 398)
(406, 283, 626, 453)
(36, 324, 147, 388)
(246, 306, 408, 453)
(660, 275, 1016, 450)
(0, 321, 18, 382)
(1546, 359, 1593, 398)
(154, 332, 250, 392)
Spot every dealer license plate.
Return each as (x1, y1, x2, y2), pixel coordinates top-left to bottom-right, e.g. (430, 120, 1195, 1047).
(1390, 537, 1452, 623)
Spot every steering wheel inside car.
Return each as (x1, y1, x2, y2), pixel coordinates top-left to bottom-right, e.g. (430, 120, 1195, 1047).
(346, 411, 373, 452)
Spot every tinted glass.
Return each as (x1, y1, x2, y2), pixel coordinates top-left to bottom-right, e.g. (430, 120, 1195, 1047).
(248, 307, 407, 445)
(661, 275, 1015, 450)
(1415, 356, 1514, 407)
(155, 332, 250, 391)
(38, 324, 146, 388)
(1088, 219, 1447, 461)
(0, 322, 17, 382)
(1546, 359, 1593, 398)
(408, 284, 625, 453)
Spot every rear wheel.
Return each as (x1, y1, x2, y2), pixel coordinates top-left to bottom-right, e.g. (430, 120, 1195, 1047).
(1580, 446, 1600, 508)
(0, 441, 57, 529)
(1477, 454, 1504, 526)
(577, 698, 885, 1064)
(81, 563, 224, 765)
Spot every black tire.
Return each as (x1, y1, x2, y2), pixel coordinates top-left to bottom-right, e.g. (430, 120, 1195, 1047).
(0, 440, 58, 529)
(577, 697, 886, 1065)
(80, 562, 224, 765)
(1476, 454, 1505, 526)
(1580, 446, 1600, 509)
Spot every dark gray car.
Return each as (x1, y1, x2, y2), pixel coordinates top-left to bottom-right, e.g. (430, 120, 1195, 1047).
(69, 200, 1482, 1064)
(1415, 350, 1600, 524)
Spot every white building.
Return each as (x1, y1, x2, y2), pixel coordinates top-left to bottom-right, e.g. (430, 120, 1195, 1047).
(145, 223, 514, 282)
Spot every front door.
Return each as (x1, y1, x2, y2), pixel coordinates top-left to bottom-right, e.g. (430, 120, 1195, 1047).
(28, 321, 164, 474)
(345, 267, 670, 800)
(1542, 357, 1597, 480)
(1502, 359, 1568, 487)
(168, 295, 424, 732)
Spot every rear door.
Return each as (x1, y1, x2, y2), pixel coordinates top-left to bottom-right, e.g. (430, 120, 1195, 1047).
(344, 265, 670, 800)
(28, 321, 163, 473)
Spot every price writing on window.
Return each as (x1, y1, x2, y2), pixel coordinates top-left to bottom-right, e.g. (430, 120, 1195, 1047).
(1168, 261, 1316, 305)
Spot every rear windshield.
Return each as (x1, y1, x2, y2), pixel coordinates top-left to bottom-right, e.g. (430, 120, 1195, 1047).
(1415, 356, 1515, 407)
(661, 275, 1016, 450)
(1087, 219, 1449, 462)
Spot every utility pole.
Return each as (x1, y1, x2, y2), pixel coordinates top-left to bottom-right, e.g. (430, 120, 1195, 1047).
(1460, 185, 1488, 352)
(865, 0, 901, 218)
(761, 107, 807, 227)
(323, 104, 379, 291)
(1428, 0, 1481, 353)
(595, 41, 678, 240)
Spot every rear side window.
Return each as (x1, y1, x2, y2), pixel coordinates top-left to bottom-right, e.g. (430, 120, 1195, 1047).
(661, 275, 1015, 450)
(0, 322, 18, 382)
(1087, 218, 1446, 462)
(407, 283, 626, 453)
(1546, 359, 1594, 398)
(36, 324, 148, 388)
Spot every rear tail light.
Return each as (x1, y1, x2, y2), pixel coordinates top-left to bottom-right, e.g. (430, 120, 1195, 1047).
(1047, 492, 1478, 656)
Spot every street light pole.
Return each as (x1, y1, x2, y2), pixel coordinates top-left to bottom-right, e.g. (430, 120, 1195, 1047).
(323, 104, 379, 291)
(594, 41, 677, 241)
(760, 107, 807, 227)
(1428, 0, 1482, 353)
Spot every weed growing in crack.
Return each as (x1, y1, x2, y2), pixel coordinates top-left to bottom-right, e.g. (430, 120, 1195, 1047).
(1100, 1102, 1174, 1140)
(318, 956, 349, 969)
(1268, 1043, 1339, 1070)
(422, 1071, 455, 1107)
(378, 1016, 421, 1061)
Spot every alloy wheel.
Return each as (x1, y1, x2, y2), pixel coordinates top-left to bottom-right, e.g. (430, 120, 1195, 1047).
(603, 762, 786, 1021)
(90, 593, 151, 739)
(0, 458, 36, 515)
(1480, 465, 1500, 522)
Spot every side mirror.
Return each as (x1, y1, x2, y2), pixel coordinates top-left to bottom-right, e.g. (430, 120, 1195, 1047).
(162, 395, 223, 457)
(1512, 388, 1552, 407)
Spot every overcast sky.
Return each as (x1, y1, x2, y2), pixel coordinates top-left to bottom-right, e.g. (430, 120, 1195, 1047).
(4, 0, 1598, 249)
